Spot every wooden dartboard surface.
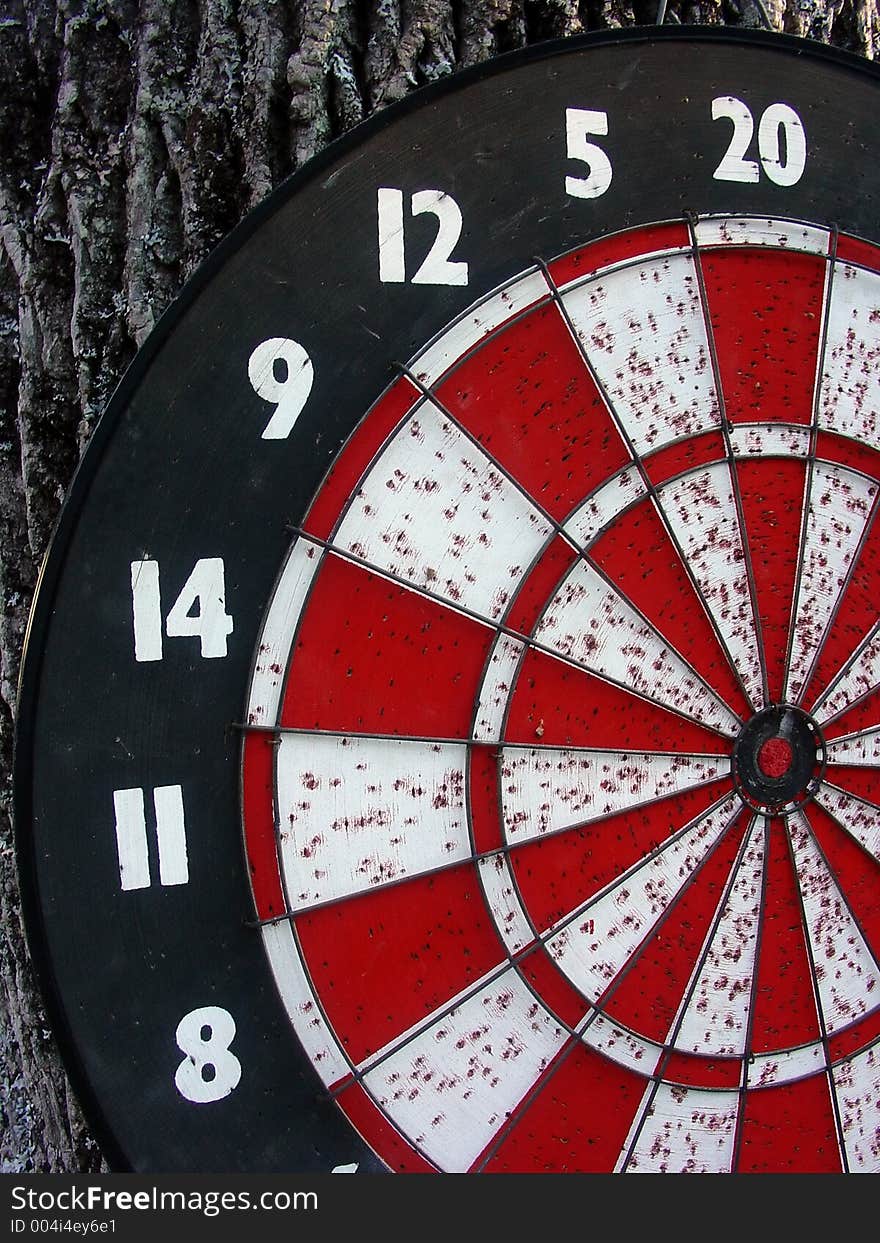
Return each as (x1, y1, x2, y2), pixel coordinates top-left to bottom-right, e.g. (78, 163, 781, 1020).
(14, 28, 880, 1172)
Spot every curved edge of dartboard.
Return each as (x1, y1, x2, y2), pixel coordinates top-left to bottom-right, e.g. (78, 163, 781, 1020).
(13, 29, 880, 1173)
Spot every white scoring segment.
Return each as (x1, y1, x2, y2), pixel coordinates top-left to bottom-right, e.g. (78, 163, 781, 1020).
(246, 538, 323, 726)
(544, 794, 741, 1002)
(500, 748, 726, 844)
(477, 854, 536, 956)
(472, 634, 525, 742)
(809, 621, 880, 722)
(693, 216, 830, 255)
(585, 1016, 827, 1091)
(624, 1085, 739, 1173)
(820, 262, 880, 448)
(789, 811, 880, 1034)
(673, 816, 763, 1057)
(784, 463, 878, 704)
(832, 1041, 880, 1171)
(814, 785, 880, 860)
(727, 422, 811, 459)
(359, 967, 568, 1172)
(275, 735, 470, 910)
(411, 270, 550, 386)
(332, 399, 553, 621)
(825, 727, 880, 766)
(260, 920, 350, 1087)
(656, 463, 763, 708)
(531, 558, 740, 734)
(580, 1015, 663, 1077)
(563, 466, 648, 547)
(748, 1042, 827, 1089)
(561, 252, 721, 457)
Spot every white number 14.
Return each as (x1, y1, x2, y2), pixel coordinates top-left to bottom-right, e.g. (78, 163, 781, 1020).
(131, 557, 233, 662)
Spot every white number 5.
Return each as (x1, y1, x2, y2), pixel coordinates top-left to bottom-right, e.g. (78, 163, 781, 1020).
(565, 108, 613, 200)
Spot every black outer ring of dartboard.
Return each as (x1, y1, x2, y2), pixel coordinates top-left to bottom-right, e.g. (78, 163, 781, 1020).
(11, 25, 880, 1174)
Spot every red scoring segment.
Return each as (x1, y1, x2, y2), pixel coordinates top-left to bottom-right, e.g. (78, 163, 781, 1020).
(243, 218, 880, 1173)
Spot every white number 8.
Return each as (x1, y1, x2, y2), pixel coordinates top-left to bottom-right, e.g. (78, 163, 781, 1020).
(175, 1006, 242, 1103)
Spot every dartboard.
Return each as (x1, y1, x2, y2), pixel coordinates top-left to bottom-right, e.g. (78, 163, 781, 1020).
(14, 28, 880, 1174)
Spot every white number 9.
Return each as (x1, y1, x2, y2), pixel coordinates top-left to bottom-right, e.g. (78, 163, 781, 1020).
(248, 337, 314, 440)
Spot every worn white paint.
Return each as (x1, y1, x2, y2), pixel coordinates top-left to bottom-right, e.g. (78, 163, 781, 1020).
(789, 810, 880, 1034)
(728, 422, 812, 459)
(825, 727, 880, 767)
(544, 794, 741, 1002)
(532, 555, 741, 733)
(657, 462, 763, 708)
(246, 538, 322, 727)
(814, 784, 880, 860)
(748, 1042, 827, 1088)
(674, 816, 763, 1057)
(333, 399, 553, 621)
(276, 734, 470, 910)
(809, 619, 880, 723)
(472, 634, 525, 742)
(477, 854, 535, 956)
(820, 262, 880, 449)
(360, 966, 567, 1171)
(785, 463, 877, 704)
(500, 747, 726, 844)
(561, 252, 721, 457)
(693, 215, 829, 254)
(624, 1083, 739, 1173)
(832, 1040, 880, 1171)
(261, 919, 350, 1087)
(562, 466, 648, 547)
(579, 1013, 663, 1078)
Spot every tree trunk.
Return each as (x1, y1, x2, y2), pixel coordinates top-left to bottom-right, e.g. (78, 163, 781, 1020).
(0, 0, 877, 1174)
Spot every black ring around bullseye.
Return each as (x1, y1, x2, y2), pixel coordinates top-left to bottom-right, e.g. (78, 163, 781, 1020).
(732, 705, 827, 813)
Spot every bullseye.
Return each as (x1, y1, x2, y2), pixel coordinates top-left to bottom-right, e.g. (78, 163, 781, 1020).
(732, 705, 825, 812)
(757, 736, 793, 778)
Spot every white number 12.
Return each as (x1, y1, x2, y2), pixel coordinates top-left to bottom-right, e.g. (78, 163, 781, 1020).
(377, 188, 469, 286)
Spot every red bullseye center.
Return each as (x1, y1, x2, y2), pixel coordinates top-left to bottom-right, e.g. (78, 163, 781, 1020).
(757, 736, 793, 779)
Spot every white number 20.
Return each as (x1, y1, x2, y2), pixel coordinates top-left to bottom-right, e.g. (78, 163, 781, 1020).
(712, 97, 807, 187)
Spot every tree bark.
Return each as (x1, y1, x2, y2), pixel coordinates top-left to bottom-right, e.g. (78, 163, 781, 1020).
(0, 0, 876, 1173)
